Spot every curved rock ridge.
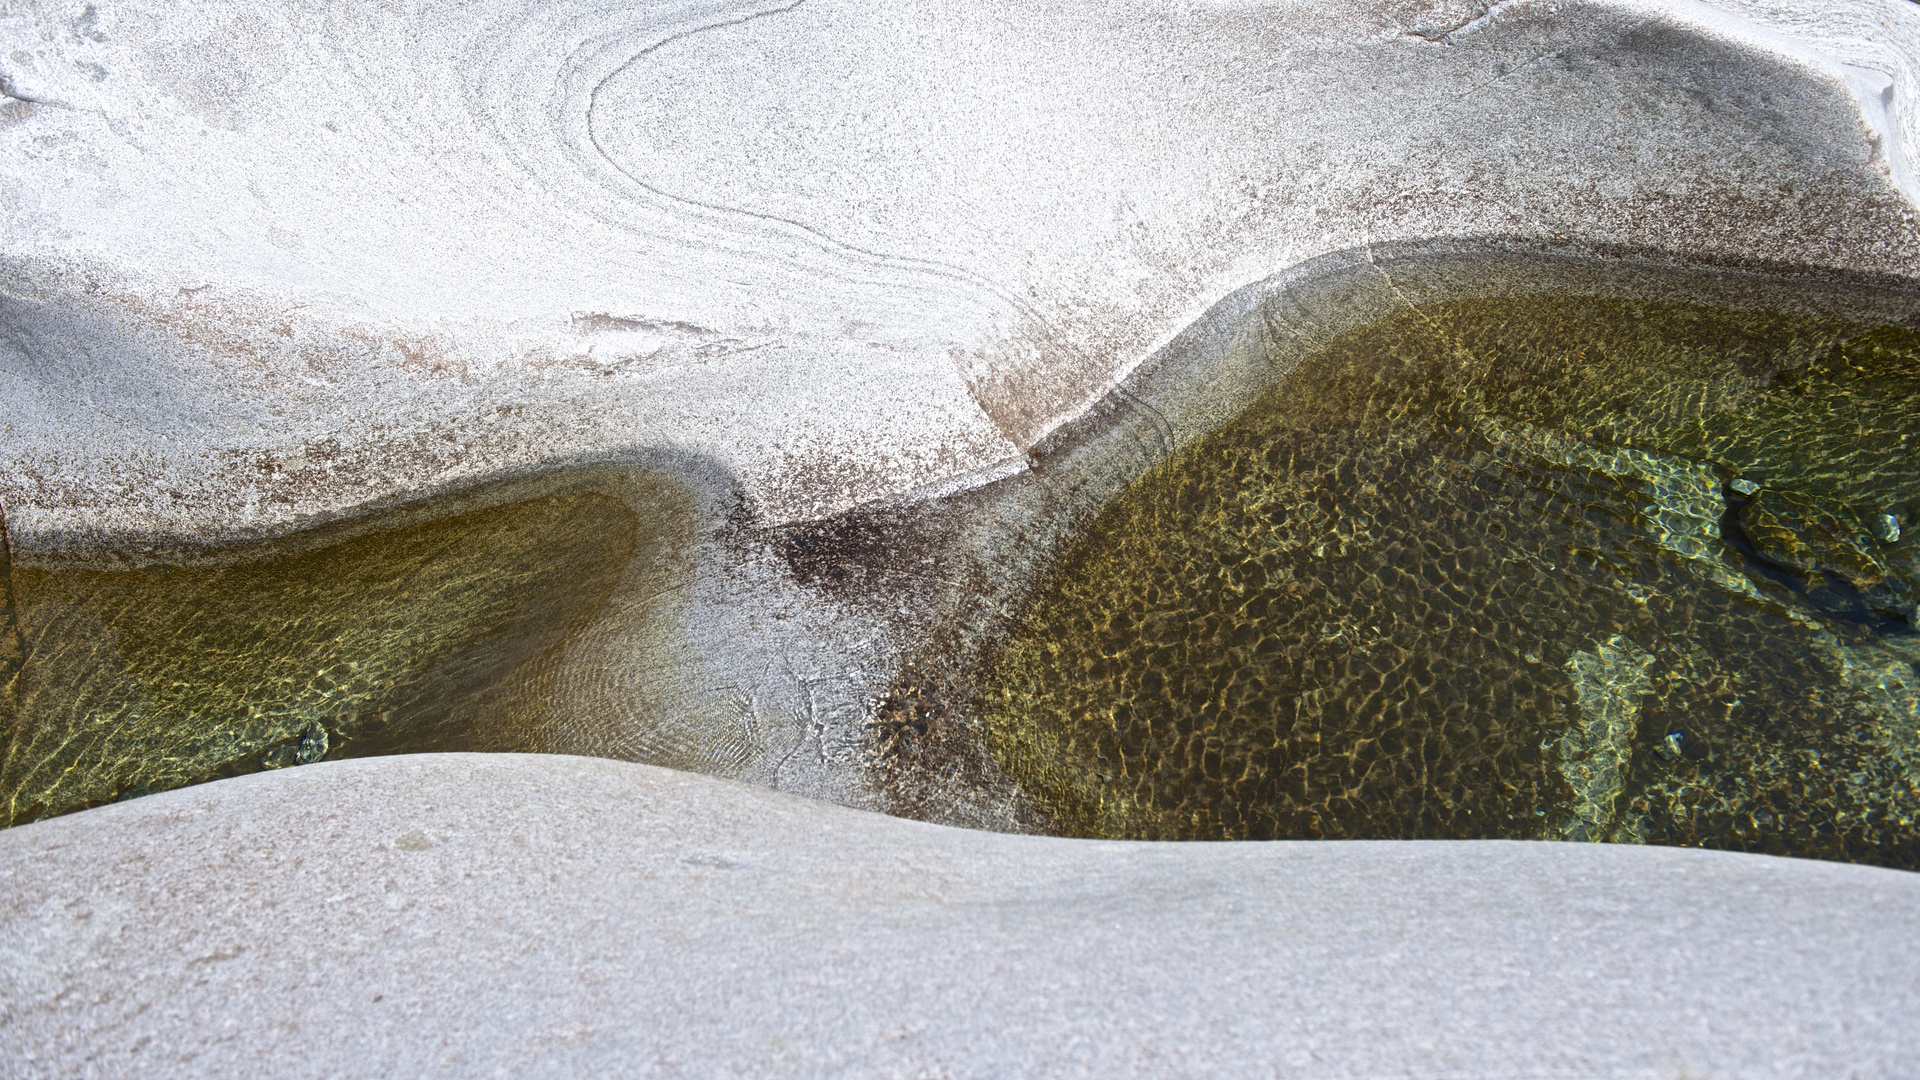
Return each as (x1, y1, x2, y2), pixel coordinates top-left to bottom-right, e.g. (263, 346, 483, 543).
(2, 752, 1917, 1079)
(2, 0, 1918, 550)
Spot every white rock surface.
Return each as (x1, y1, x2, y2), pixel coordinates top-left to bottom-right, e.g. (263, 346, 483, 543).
(3, 753, 1917, 1079)
(3, 0, 1918, 548)
(5, 4, 1920, 1073)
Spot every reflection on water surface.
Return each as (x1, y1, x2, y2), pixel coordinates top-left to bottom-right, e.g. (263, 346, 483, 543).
(0, 481, 675, 826)
(986, 296, 1920, 868)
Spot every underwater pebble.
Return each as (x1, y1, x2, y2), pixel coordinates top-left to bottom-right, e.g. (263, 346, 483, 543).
(1738, 489, 1889, 588)
(1657, 731, 1685, 760)
(296, 724, 330, 765)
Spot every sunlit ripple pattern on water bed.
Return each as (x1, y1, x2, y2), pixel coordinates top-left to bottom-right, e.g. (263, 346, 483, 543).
(985, 296, 1920, 868)
(0, 472, 702, 826)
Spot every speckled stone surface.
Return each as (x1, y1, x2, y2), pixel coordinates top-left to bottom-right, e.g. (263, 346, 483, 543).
(6, 2, 1920, 1073)
(7, 0, 1920, 820)
(2, 754, 1916, 1079)
(4, 0, 1918, 549)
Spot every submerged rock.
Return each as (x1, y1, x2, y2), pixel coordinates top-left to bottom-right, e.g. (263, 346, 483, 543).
(1738, 489, 1888, 588)
(294, 723, 329, 765)
(1553, 636, 1657, 843)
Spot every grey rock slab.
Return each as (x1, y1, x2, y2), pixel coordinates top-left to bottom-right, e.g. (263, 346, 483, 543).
(2, 753, 1915, 1079)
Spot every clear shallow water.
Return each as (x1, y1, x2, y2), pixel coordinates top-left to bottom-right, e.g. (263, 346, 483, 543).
(985, 296, 1920, 868)
(0, 485, 664, 826)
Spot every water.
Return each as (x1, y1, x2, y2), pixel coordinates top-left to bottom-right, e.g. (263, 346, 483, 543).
(984, 296, 1920, 868)
(0, 475, 692, 826)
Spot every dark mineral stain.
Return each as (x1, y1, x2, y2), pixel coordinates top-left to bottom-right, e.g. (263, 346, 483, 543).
(0, 484, 658, 826)
(984, 296, 1920, 869)
(780, 511, 903, 594)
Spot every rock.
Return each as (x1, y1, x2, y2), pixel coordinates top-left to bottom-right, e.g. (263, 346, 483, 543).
(0, 3, 1918, 1072)
(257, 742, 299, 771)
(294, 724, 329, 766)
(1738, 489, 1889, 588)
(1553, 636, 1656, 843)
(1731, 478, 1763, 496)
(1, 0, 1918, 545)
(1876, 513, 1904, 543)
(0, 0, 1916, 816)
(0, 754, 1916, 1079)
(1657, 730, 1686, 760)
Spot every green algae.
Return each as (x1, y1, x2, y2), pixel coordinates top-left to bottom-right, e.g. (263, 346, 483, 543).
(984, 296, 1920, 868)
(0, 475, 694, 826)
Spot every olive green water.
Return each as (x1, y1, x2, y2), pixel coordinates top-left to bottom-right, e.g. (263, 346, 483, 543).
(986, 296, 1920, 868)
(0, 483, 668, 826)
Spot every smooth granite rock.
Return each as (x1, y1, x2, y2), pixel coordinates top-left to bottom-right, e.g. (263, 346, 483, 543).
(6, 0, 1920, 815)
(2, 753, 1917, 1079)
(3, 0, 1918, 548)
(5, 2, 1920, 1074)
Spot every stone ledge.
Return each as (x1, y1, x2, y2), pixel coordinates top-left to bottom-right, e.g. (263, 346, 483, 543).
(3, 753, 1914, 1079)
